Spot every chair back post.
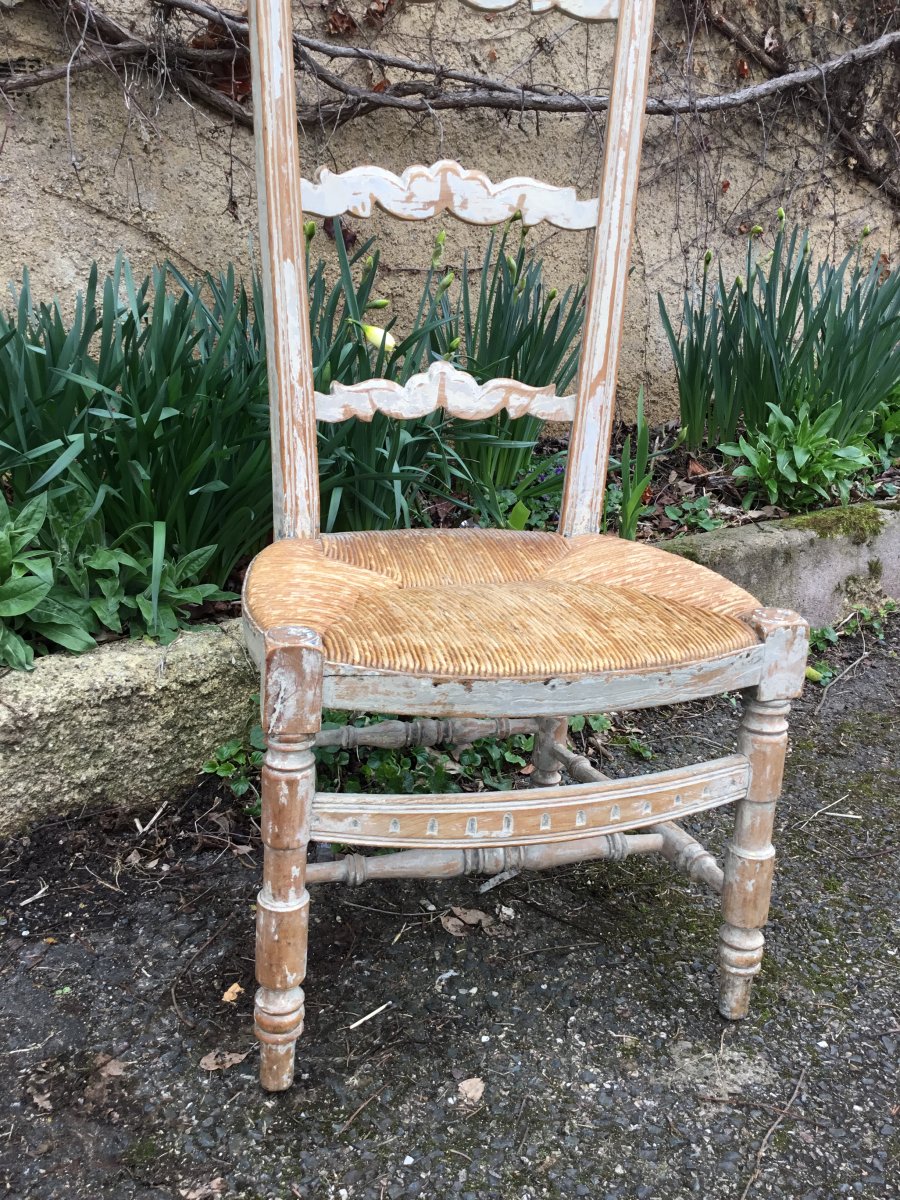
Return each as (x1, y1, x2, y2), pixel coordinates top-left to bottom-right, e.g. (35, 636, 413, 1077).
(250, 0, 320, 539)
(558, 0, 656, 537)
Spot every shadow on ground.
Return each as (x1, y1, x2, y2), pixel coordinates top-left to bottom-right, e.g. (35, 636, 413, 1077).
(1, 623, 898, 1200)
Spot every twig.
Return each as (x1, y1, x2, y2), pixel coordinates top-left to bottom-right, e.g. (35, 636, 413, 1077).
(738, 1067, 808, 1200)
(338, 1082, 388, 1133)
(815, 651, 871, 714)
(2, 0, 895, 132)
(795, 792, 850, 830)
(346, 1000, 392, 1030)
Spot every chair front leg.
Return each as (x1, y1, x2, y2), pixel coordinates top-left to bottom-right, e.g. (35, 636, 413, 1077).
(719, 608, 808, 1019)
(255, 626, 323, 1092)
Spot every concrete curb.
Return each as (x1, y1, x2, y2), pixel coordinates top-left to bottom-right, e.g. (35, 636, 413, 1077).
(666, 500, 899, 629)
(2, 502, 897, 835)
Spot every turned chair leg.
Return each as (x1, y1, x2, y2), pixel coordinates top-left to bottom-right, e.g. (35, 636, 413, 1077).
(532, 717, 567, 786)
(255, 627, 323, 1091)
(719, 608, 808, 1020)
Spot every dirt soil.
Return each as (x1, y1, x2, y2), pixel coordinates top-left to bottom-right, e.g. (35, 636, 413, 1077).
(1, 623, 898, 1200)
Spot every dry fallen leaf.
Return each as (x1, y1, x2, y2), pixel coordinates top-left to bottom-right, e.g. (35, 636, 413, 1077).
(441, 905, 495, 937)
(458, 1076, 485, 1105)
(179, 1180, 226, 1200)
(221, 982, 244, 1004)
(28, 1087, 52, 1112)
(98, 1056, 127, 1078)
(199, 1048, 251, 1072)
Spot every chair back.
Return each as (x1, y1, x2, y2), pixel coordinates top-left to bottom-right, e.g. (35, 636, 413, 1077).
(249, 0, 656, 538)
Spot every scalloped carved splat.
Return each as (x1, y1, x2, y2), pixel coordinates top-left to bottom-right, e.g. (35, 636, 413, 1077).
(411, 0, 620, 18)
(315, 360, 575, 424)
(301, 161, 599, 230)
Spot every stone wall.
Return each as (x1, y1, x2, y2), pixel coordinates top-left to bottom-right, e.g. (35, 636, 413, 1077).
(2, 0, 897, 420)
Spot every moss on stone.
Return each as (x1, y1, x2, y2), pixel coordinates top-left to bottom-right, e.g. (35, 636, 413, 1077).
(785, 503, 884, 545)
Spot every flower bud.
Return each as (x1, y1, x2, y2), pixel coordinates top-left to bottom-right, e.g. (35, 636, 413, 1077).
(546, 288, 559, 301)
(436, 270, 455, 294)
(776, 207, 785, 223)
(703, 249, 713, 269)
(751, 225, 763, 237)
(303, 221, 316, 242)
(448, 336, 461, 351)
(862, 224, 872, 238)
(361, 323, 397, 353)
(366, 298, 390, 310)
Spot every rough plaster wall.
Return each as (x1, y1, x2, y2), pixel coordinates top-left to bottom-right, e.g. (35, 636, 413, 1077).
(1, 0, 897, 420)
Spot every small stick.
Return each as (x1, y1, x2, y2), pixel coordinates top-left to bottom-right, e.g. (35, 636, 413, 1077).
(815, 651, 870, 714)
(796, 793, 849, 830)
(338, 1083, 388, 1133)
(738, 1067, 808, 1200)
(347, 1000, 392, 1030)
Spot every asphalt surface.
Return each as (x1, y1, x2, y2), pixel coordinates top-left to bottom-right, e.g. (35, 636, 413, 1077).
(1, 620, 898, 1200)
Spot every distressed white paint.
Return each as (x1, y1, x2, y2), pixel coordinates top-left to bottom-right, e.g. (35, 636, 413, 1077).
(559, 0, 657, 535)
(301, 161, 599, 230)
(411, 0, 620, 16)
(320, 645, 767, 718)
(311, 755, 750, 848)
(316, 361, 575, 424)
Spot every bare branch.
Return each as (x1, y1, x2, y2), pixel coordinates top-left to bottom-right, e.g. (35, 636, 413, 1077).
(1, 0, 896, 200)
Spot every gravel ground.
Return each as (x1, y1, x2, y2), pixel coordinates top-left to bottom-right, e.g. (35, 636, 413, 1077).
(1, 620, 898, 1200)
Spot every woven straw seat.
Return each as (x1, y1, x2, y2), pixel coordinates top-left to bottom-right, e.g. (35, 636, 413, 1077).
(244, 529, 760, 678)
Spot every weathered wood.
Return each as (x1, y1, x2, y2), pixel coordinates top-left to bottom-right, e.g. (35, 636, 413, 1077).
(719, 607, 806, 1019)
(323, 644, 767, 718)
(255, 627, 322, 1092)
(718, 694, 789, 1019)
(457, 0, 620, 17)
(302, 160, 598, 229)
(314, 716, 539, 750)
(316, 361, 574, 425)
(250, 0, 319, 537)
(532, 717, 567, 786)
(310, 755, 749, 847)
(306, 831, 664, 885)
(559, 0, 657, 536)
(657, 821, 724, 894)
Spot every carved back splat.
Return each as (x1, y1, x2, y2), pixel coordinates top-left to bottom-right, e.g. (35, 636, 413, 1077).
(251, 0, 656, 537)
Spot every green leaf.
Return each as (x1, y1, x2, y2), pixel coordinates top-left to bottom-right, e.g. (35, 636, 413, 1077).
(0, 576, 51, 617)
(0, 623, 34, 670)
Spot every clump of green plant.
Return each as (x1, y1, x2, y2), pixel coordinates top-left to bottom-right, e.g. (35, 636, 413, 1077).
(805, 600, 897, 685)
(720, 401, 871, 510)
(602, 390, 654, 539)
(422, 222, 585, 523)
(660, 215, 900, 449)
(663, 495, 724, 532)
(0, 491, 231, 669)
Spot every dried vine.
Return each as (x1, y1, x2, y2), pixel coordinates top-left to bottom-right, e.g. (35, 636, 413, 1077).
(1, 0, 898, 203)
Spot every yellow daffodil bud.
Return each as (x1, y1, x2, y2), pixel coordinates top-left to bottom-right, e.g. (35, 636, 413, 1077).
(448, 336, 461, 351)
(777, 207, 785, 223)
(436, 270, 455, 294)
(735, 274, 745, 290)
(304, 221, 316, 242)
(361, 323, 396, 353)
(547, 288, 558, 301)
(751, 224, 763, 237)
(366, 298, 390, 310)
(862, 224, 871, 238)
(364, 255, 375, 274)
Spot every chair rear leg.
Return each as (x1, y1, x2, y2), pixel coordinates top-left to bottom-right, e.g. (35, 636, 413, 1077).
(532, 717, 567, 786)
(255, 627, 322, 1091)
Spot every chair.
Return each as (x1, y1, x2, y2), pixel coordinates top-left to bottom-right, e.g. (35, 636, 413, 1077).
(243, 0, 809, 1091)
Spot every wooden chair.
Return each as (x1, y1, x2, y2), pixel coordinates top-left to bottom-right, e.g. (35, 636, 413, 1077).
(243, 0, 809, 1091)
